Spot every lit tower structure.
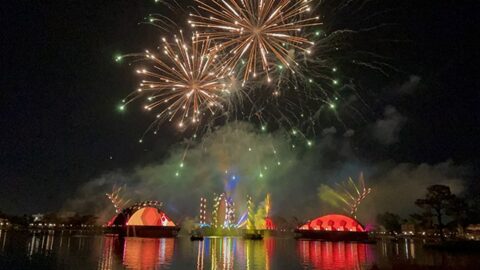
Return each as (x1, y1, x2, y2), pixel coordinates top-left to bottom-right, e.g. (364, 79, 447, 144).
(225, 196, 235, 228)
(246, 195, 255, 231)
(199, 197, 207, 227)
(212, 193, 236, 228)
(212, 193, 221, 228)
(264, 193, 276, 230)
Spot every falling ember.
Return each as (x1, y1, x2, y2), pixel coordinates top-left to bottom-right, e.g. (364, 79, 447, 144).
(189, 0, 320, 82)
(122, 31, 230, 129)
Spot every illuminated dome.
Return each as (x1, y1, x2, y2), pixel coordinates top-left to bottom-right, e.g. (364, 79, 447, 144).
(107, 203, 175, 227)
(299, 214, 365, 232)
(127, 207, 175, 227)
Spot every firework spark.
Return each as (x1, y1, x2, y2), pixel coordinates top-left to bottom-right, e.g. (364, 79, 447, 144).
(318, 172, 372, 218)
(122, 31, 231, 130)
(106, 185, 131, 214)
(189, 0, 320, 83)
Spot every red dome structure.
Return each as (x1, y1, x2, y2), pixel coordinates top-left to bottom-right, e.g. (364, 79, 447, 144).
(107, 201, 175, 227)
(127, 207, 176, 227)
(299, 214, 365, 232)
(296, 214, 368, 241)
(105, 201, 179, 238)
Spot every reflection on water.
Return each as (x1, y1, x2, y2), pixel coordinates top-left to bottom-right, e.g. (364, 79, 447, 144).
(0, 229, 479, 269)
(298, 240, 374, 270)
(123, 238, 174, 269)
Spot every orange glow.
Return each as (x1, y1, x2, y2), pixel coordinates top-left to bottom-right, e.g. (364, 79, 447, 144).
(123, 238, 174, 269)
(126, 207, 176, 227)
(299, 214, 365, 232)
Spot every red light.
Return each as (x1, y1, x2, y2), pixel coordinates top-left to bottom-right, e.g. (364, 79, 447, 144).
(301, 214, 365, 232)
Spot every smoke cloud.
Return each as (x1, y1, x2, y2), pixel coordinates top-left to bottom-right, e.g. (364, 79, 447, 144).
(64, 122, 467, 225)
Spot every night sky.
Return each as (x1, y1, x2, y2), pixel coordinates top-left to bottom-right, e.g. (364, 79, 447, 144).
(1, 0, 479, 215)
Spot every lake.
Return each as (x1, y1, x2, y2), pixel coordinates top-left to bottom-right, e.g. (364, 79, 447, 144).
(0, 229, 478, 269)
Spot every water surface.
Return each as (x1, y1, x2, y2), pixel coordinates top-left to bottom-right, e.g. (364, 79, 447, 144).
(0, 230, 478, 269)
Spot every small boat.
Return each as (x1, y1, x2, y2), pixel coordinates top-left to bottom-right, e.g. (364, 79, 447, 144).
(190, 234, 204, 241)
(243, 233, 263, 240)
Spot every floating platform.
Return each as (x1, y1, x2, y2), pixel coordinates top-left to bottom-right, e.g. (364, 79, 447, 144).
(294, 229, 369, 242)
(190, 235, 204, 241)
(296, 214, 371, 242)
(105, 225, 180, 238)
(125, 225, 180, 238)
(243, 233, 263, 240)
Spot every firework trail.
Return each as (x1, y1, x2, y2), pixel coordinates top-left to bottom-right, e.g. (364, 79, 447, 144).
(318, 172, 372, 217)
(118, 0, 398, 145)
(105, 185, 131, 213)
(189, 0, 320, 83)
(121, 30, 231, 131)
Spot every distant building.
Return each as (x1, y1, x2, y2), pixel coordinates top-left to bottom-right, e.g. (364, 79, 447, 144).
(0, 218, 9, 226)
(466, 224, 480, 240)
(401, 223, 417, 235)
(32, 214, 44, 222)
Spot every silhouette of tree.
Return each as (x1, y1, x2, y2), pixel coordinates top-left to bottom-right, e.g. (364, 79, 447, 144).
(377, 212, 402, 233)
(415, 185, 456, 239)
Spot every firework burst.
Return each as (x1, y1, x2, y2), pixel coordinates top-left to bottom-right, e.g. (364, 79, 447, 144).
(318, 172, 372, 218)
(189, 0, 320, 83)
(122, 30, 231, 130)
(106, 185, 131, 214)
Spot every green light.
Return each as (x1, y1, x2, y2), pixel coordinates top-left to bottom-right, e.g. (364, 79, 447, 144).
(307, 140, 313, 147)
(139, 139, 143, 143)
(333, 80, 339, 85)
(175, 171, 179, 177)
(180, 163, 184, 168)
(309, 79, 313, 83)
(259, 173, 264, 178)
(278, 65, 284, 70)
(292, 130, 297, 135)
(315, 31, 321, 36)
(277, 161, 281, 166)
(332, 67, 337, 72)
(118, 105, 125, 111)
(261, 126, 266, 132)
(330, 103, 336, 109)
(115, 55, 122, 62)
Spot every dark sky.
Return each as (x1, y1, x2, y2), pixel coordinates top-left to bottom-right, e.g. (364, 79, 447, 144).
(1, 0, 479, 215)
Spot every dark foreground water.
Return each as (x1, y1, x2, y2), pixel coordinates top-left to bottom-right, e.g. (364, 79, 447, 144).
(0, 230, 478, 269)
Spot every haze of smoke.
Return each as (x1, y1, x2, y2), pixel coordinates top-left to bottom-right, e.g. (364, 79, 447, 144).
(64, 122, 466, 225)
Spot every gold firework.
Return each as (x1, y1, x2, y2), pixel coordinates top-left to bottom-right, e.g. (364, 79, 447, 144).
(189, 0, 320, 83)
(123, 31, 230, 128)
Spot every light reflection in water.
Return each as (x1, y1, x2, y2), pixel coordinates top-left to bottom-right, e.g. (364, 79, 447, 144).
(0, 230, 7, 252)
(27, 231, 56, 257)
(0, 232, 478, 269)
(191, 237, 272, 270)
(298, 240, 375, 270)
(123, 237, 174, 269)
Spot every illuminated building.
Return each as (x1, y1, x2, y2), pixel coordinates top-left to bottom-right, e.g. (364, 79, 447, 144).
(296, 214, 369, 241)
(105, 201, 179, 238)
